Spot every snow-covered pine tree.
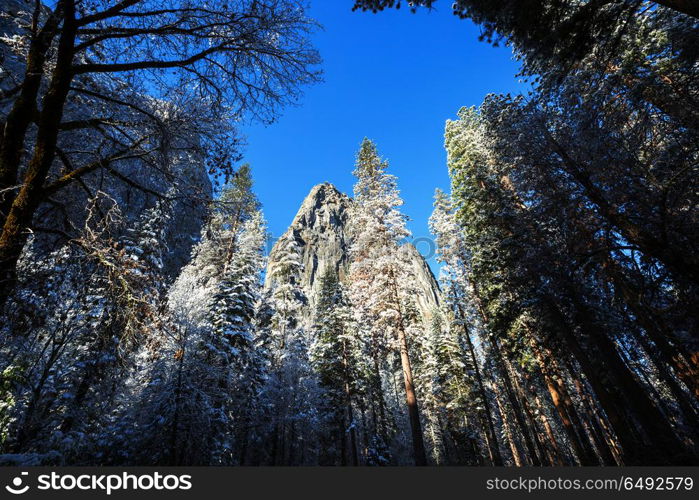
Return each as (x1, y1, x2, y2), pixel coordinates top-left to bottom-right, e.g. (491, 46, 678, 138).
(210, 210, 267, 360)
(407, 308, 443, 464)
(347, 138, 427, 466)
(122, 198, 173, 288)
(309, 267, 363, 465)
(235, 292, 274, 465)
(207, 210, 268, 463)
(267, 236, 306, 355)
(429, 187, 503, 465)
(118, 168, 268, 465)
(263, 235, 322, 465)
(168, 164, 261, 328)
(0, 193, 166, 462)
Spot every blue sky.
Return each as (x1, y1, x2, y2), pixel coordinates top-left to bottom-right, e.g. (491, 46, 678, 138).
(242, 2, 526, 265)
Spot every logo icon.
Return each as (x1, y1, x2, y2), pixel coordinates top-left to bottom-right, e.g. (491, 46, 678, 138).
(5, 472, 29, 495)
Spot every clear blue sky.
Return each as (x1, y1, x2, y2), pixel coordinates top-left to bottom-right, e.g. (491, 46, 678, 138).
(242, 2, 526, 265)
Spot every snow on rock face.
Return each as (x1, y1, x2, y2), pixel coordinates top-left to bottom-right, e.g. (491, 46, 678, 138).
(264, 183, 352, 313)
(402, 242, 441, 317)
(265, 182, 440, 322)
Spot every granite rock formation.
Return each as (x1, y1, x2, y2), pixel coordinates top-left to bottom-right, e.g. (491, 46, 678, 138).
(265, 183, 440, 322)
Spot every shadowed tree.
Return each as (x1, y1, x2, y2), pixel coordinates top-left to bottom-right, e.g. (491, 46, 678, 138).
(0, 0, 320, 307)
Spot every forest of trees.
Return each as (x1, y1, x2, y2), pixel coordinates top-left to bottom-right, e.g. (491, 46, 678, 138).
(0, 0, 697, 466)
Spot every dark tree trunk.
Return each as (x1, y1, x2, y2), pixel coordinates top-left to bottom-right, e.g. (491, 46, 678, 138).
(545, 298, 645, 464)
(530, 388, 565, 466)
(603, 258, 699, 400)
(508, 358, 551, 465)
(632, 330, 699, 433)
(388, 269, 427, 465)
(490, 336, 542, 466)
(456, 304, 503, 465)
(0, 5, 63, 221)
(396, 323, 427, 465)
(547, 290, 696, 465)
(469, 283, 542, 465)
(530, 336, 601, 465)
(571, 374, 622, 465)
(0, 1, 77, 308)
(566, 290, 696, 464)
(546, 131, 699, 285)
(169, 343, 186, 466)
(494, 393, 524, 466)
(341, 340, 360, 466)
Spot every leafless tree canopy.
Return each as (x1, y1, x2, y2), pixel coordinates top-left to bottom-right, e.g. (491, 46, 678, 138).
(0, 0, 321, 304)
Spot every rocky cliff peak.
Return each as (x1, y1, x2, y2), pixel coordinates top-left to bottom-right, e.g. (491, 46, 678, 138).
(264, 183, 352, 312)
(265, 183, 440, 323)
